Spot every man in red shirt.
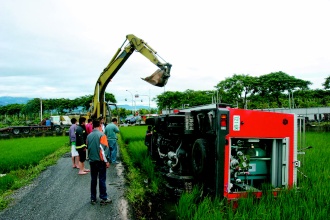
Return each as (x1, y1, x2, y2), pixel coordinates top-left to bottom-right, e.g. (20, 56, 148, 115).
(85, 118, 93, 134)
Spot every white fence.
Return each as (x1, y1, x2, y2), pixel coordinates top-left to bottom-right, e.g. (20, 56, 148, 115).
(258, 107, 330, 121)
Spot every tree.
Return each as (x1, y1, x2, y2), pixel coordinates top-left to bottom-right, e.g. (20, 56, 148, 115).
(215, 74, 258, 108)
(323, 75, 330, 90)
(0, 105, 8, 115)
(180, 90, 213, 107)
(105, 92, 116, 103)
(22, 98, 42, 115)
(155, 91, 183, 110)
(154, 90, 214, 111)
(257, 71, 311, 107)
(75, 92, 116, 112)
(5, 104, 24, 117)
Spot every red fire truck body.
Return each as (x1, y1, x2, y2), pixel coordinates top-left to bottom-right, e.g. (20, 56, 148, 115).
(146, 104, 298, 199)
(222, 108, 297, 199)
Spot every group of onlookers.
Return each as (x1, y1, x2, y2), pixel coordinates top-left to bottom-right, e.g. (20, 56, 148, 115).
(68, 116, 120, 205)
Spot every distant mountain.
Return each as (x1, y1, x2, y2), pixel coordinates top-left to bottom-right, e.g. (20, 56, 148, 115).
(0, 96, 32, 106)
(0, 97, 155, 109)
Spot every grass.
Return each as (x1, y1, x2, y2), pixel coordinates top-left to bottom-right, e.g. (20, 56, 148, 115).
(120, 125, 146, 143)
(0, 175, 16, 194)
(120, 126, 161, 195)
(119, 125, 163, 219)
(118, 136, 145, 203)
(0, 136, 69, 173)
(0, 136, 69, 210)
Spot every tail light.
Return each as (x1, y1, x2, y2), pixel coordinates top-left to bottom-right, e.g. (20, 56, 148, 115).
(173, 109, 180, 114)
(220, 114, 227, 130)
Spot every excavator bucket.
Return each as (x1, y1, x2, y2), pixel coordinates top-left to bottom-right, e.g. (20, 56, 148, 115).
(141, 69, 169, 87)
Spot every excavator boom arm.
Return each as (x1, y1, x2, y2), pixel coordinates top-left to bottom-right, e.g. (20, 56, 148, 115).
(126, 34, 171, 86)
(90, 34, 171, 120)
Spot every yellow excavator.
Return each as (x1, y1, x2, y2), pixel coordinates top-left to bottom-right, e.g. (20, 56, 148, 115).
(88, 34, 172, 123)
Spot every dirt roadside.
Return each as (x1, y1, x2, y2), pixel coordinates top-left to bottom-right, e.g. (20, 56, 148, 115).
(0, 153, 132, 220)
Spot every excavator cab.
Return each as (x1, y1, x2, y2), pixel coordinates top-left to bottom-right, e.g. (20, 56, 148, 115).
(106, 103, 118, 123)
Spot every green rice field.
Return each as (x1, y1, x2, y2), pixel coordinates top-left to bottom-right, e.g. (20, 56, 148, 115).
(119, 126, 160, 199)
(0, 136, 68, 197)
(0, 136, 68, 173)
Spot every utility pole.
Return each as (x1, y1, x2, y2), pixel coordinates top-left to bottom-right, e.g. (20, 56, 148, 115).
(137, 94, 151, 115)
(126, 90, 134, 115)
(40, 98, 43, 122)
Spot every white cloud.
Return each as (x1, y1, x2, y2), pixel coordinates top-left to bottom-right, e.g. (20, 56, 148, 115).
(1, 0, 329, 108)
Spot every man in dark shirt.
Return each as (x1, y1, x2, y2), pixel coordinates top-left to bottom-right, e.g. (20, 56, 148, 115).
(86, 119, 112, 205)
(75, 117, 89, 175)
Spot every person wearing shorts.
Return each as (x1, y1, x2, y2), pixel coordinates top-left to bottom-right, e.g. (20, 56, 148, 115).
(75, 117, 89, 175)
(69, 118, 79, 168)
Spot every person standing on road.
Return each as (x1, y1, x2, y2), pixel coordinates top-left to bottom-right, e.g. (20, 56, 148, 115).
(75, 117, 89, 175)
(85, 118, 93, 135)
(104, 118, 120, 164)
(85, 118, 93, 161)
(69, 118, 79, 169)
(86, 119, 112, 205)
(97, 117, 105, 133)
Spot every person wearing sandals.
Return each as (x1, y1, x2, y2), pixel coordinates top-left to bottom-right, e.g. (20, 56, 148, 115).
(69, 118, 79, 169)
(75, 117, 90, 175)
(86, 119, 112, 205)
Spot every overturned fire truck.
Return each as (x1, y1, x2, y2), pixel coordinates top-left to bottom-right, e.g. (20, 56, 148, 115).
(145, 103, 300, 199)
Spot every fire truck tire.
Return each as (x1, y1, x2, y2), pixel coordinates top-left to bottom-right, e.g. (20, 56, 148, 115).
(191, 139, 207, 178)
(12, 128, 20, 135)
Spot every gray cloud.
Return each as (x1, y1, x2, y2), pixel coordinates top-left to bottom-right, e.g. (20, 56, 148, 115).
(0, 0, 329, 107)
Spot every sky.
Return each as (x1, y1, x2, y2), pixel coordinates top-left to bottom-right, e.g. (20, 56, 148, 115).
(1, 0, 329, 108)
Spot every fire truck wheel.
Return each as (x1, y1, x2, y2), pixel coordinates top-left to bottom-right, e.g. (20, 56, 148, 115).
(191, 139, 207, 178)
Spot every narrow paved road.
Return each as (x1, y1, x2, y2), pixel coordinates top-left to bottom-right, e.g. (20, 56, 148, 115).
(0, 153, 131, 220)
